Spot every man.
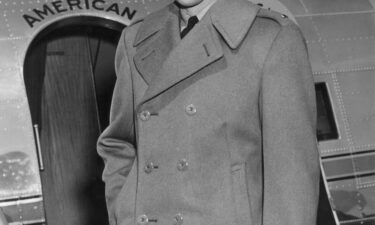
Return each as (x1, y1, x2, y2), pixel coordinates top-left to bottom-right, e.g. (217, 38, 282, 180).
(97, 0, 320, 224)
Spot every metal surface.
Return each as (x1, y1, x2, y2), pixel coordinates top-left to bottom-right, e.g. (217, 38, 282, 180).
(0, 89, 41, 201)
(0, 197, 45, 224)
(278, 0, 375, 224)
(0, 0, 374, 225)
(0, 0, 171, 224)
(32, 125, 43, 171)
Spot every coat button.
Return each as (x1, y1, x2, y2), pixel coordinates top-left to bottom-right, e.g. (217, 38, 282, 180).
(144, 162, 154, 174)
(185, 104, 196, 115)
(139, 111, 151, 121)
(137, 214, 149, 225)
(177, 159, 188, 171)
(173, 213, 183, 225)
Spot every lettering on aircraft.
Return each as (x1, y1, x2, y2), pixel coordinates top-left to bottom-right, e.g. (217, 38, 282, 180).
(22, 0, 137, 28)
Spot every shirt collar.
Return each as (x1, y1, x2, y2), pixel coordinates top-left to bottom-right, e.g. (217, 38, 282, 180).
(180, 0, 217, 30)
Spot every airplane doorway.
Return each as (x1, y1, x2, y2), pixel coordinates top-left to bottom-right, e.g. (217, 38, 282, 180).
(23, 17, 124, 225)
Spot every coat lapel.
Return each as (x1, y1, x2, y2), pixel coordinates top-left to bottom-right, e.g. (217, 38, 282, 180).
(140, 17, 224, 104)
(134, 0, 260, 104)
(133, 4, 181, 84)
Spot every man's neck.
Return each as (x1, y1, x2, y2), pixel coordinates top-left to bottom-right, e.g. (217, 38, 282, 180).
(180, 0, 217, 25)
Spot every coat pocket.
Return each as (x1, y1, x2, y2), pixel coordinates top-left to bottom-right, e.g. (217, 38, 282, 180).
(231, 164, 253, 225)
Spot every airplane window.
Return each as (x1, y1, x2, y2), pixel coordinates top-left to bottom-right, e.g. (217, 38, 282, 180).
(315, 82, 339, 141)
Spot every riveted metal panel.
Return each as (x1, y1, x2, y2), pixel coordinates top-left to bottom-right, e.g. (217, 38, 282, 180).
(0, 40, 20, 69)
(322, 152, 375, 179)
(300, 0, 373, 14)
(336, 70, 375, 150)
(312, 13, 375, 41)
(328, 176, 375, 223)
(0, 197, 45, 224)
(324, 39, 375, 71)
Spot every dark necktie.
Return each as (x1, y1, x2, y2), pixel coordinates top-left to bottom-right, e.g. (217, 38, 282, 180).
(181, 16, 199, 38)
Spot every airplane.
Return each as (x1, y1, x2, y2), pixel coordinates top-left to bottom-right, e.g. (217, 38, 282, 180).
(0, 0, 374, 224)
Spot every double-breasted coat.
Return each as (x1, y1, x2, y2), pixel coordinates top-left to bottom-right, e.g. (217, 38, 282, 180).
(97, 0, 320, 225)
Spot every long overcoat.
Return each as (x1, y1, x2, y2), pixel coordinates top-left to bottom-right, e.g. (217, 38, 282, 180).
(97, 0, 320, 225)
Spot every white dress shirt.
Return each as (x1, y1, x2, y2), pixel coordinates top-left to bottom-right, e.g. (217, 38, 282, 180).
(180, 0, 217, 31)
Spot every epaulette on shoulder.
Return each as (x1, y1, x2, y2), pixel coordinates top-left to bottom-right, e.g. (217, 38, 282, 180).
(256, 7, 293, 27)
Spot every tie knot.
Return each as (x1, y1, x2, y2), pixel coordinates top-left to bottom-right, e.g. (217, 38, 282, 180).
(187, 16, 199, 28)
(181, 16, 199, 38)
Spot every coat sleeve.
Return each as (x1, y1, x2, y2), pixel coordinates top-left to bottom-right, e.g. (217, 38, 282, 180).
(260, 22, 320, 225)
(97, 29, 136, 225)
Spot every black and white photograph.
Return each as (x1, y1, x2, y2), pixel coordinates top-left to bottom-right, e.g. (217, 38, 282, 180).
(0, 0, 374, 225)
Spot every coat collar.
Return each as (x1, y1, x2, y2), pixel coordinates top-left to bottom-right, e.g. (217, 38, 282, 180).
(133, 3, 181, 84)
(133, 0, 260, 104)
(133, 0, 260, 49)
(133, 3, 178, 47)
(210, 0, 260, 49)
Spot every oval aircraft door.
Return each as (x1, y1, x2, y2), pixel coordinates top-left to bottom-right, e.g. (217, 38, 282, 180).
(24, 19, 123, 225)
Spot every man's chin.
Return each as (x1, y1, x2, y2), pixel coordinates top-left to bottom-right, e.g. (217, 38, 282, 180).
(174, 0, 204, 8)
